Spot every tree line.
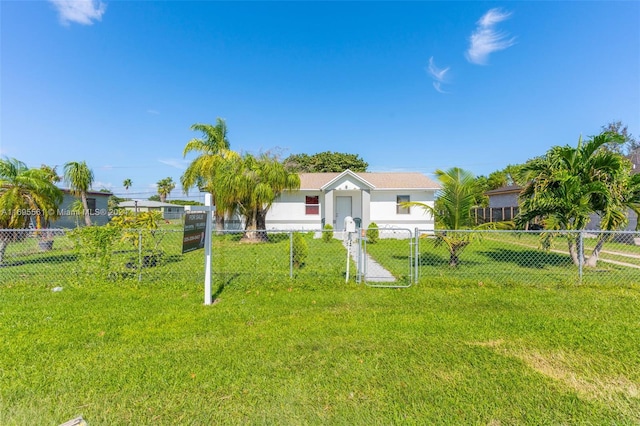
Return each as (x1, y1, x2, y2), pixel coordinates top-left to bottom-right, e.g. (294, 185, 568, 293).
(1, 118, 637, 266)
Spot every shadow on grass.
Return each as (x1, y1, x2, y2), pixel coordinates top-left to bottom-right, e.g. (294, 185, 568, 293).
(212, 273, 238, 301)
(404, 252, 484, 268)
(479, 248, 573, 269)
(0, 253, 78, 268)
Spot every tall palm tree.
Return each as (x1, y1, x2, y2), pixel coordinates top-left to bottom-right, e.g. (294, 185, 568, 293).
(40, 164, 61, 184)
(156, 177, 175, 202)
(63, 161, 94, 227)
(123, 178, 132, 194)
(213, 153, 300, 241)
(181, 118, 233, 232)
(0, 158, 63, 263)
(517, 131, 632, 267)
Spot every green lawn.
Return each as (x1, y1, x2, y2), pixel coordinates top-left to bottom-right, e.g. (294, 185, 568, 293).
(2, 229, 640, 423)
(2, 274, 639, 424)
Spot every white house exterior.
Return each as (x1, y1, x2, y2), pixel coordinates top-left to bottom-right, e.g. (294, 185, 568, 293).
(266, 170, 440, 232)
(119, 200, 185, 220)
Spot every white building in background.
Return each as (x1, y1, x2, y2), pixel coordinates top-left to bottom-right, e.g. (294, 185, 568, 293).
(266, 170, 440, 232)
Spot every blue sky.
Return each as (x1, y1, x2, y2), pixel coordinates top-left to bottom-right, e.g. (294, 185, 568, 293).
(2, 1, 639, 201)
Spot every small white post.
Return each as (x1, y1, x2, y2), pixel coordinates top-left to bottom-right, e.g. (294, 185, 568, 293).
(345, 239, 351, 283)
(344, 216, 356, 283)
(204, 193, 213, 305)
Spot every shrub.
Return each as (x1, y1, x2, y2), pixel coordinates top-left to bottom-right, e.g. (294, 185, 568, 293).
(366, 222, 379, 244)
(322, 224, 334, 243)
(69, 225, 122, 277)
(291, 232, 308, 268)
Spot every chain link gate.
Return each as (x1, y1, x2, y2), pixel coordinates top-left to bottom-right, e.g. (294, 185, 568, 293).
(356, 227, 415, 288)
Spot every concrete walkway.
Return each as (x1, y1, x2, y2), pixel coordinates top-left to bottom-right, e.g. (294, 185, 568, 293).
(343, 239, 396, 282)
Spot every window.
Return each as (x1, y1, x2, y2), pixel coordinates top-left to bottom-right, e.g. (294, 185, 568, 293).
(396, 195, 410, 214)
(305, 196, 319, 215)
(86, 198, 96, 215)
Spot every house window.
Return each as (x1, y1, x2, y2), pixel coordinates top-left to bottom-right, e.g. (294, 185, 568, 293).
(396, 195, 410, 214)
(86, 198, 96, 215)
(305, 196, 319, 215)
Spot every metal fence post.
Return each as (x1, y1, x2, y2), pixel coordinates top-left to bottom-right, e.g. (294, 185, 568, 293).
(289, 231, 293, 279)
(414, 228, 419, 284)
(578, 231, 583, 284)
(138, 230, 143, 282)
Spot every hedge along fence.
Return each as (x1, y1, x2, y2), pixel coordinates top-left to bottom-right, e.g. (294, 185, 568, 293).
(3, 228, 640, 289)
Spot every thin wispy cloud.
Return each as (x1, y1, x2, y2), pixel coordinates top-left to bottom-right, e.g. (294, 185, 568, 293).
(426, 57, 450, 93)
(49, 0, 107, 26)
(432, 82, 448, 94)
(427, 57, 449, 82)
(158, 158, 188, 170)
(147, 109, 160, 115)
(466, 8, 515, 65)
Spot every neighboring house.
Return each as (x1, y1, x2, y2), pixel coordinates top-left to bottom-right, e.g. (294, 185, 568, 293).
(118, 200, 185, 220)
(474, 185, 522, 224)
(479, 184, 639, 232)
(266, 170, 440, 232)
(51, 189, 113, 228)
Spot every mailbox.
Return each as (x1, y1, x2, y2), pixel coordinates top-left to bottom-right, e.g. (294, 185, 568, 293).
(344, 216, 356, 233)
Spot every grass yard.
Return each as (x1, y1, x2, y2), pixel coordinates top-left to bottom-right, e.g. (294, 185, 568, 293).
(2, 274, 639, 424)
(366, 234, 640, 288)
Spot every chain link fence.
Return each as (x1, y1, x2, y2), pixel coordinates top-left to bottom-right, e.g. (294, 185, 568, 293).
(2, 228, 640, 288)
(414, 229, 640, 286)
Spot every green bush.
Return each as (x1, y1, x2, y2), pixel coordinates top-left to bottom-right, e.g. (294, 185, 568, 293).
(69, 225, 122, 277)
(366, 222, 379, 244)
(322, 224, 334, 243)
(291, 232, 308, 268)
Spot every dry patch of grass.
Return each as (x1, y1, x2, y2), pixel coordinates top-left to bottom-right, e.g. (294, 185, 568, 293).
(470, 339, 640, 421)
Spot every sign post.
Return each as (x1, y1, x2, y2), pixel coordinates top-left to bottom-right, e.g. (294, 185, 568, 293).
(183, 193, 214, 305)
(344, 216, 356, 283)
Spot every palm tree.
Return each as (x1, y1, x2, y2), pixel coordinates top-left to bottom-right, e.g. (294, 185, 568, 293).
(0, 158, 63, 264)
(123, 178, 132, 194)
(40, 164, 61, 184)
(517, 131, 633, 267)
(404, 167, 508, 267)
(156, 177, 175, 202)
(63, 161, 94, 227)
(181, 118, 233, 232)
(213, 153, 300, 242)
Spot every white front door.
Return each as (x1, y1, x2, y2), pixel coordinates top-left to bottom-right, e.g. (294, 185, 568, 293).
(335, 196, 352, 230)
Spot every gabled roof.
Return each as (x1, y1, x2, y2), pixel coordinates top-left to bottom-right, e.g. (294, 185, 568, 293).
(484, 185, 522, 196)
(320, 170, 376, 190)
(298, 170, 440, 191)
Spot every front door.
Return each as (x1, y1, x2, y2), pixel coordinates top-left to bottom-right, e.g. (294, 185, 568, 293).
(335, 196, 352, 230)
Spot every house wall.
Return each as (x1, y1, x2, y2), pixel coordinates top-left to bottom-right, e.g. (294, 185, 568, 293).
(586, 209, 639, 232)
(121, 204, 185, 220)
(267, 189, 436, 232)
(266, 190, 323, 230)
(52, 193, 111, 228)
(369, 190, 435, 230)
(488, 193, 519, 208)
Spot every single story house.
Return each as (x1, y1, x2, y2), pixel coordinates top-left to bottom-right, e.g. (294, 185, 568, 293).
(118, 200, 185, 220)
(477, 185, 639, 232)
(51, 189, 113, 228)
(266, 170, 440, 232)
(473, 185, 522, 224)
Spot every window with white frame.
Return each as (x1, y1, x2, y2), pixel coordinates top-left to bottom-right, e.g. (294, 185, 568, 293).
(305, 196, 319, 215)
(396, 195, 410, 214)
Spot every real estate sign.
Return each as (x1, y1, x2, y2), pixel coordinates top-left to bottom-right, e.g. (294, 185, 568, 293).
(182, 212, 207, 254)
